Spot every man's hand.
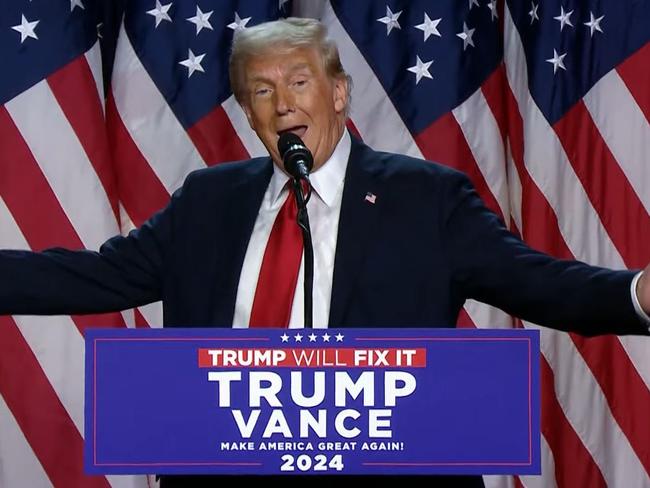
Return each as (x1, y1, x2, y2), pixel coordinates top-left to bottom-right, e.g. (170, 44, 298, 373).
(639, 264, 650, 316)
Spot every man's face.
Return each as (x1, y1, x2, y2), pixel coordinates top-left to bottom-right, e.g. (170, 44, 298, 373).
(241, 46, 348, 172)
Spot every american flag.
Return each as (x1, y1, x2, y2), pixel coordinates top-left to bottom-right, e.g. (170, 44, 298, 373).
(0, 1, 648, 487)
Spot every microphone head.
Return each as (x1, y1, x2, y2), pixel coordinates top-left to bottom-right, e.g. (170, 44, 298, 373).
(277, 132, 313, 178)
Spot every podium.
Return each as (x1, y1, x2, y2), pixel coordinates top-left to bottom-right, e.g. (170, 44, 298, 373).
(85, 328, 540, 476)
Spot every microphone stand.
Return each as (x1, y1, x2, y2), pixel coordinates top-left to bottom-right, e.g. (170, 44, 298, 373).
(290, 178, 313, 329)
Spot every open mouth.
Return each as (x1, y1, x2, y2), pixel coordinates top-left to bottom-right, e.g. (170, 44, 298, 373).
(277, 125, 308, 139)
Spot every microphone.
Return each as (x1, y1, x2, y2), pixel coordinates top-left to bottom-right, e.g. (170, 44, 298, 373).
(277, 132, 313, 180)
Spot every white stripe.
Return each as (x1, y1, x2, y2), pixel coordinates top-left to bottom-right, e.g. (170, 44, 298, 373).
(618, 336, 650, 392)
(534, 325, 650, 487)
(138, 301, 163, 329)
(85, 41, 105, 117)
(0, 395, 53, 488)
(584, 69, 650, 214)
(505, 140, 523, 232)
(322, 1, 422, 158)
(0, 198, 85, 435)
(483, 476, 515, 488)
(453, 89, 510, 221)
(519, 435, 558, 488)
(465, 299, 513, 328)
(222, 95, 268, 158)
(4, 80, 118, 251)
(112, 22, 204, 194)
(503, 5, 625, 269)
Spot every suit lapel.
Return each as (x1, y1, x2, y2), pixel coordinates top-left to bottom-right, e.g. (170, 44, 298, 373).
(329, 139, 386, 327)
(211, 158, 273, 325)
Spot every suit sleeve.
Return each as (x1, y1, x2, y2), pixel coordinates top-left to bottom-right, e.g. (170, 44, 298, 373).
(442, 172, 646, 336)
(0, 184, 183, 316)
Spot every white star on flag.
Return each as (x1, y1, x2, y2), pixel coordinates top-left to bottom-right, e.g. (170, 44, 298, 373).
(414, 13, 442, 42)
(377, 6, 402, 36)
(179, 49, 205, 77)
(335, 333, 344, 342)
(407, 56, 434, 85)
(280, 333, 289, 343)
(70, 0, 84, 12)
(308, 333, 317, 342)
(584, 12, 604, 37)
(294, 333, 303, 342)
(529, 2, 540, 25)
(456, 22, 476, 50)
(322, 333, 331, 342)
(147, 1, 173, 28)
(487, 0, 498, 21)
(11, 14, 39, 43)
(554, 6, 574, 31)
(227, 12, 252, 32)
(546, 49, 567, 74)
(468, 0, 479, 10)
(186, 5, 213, 35)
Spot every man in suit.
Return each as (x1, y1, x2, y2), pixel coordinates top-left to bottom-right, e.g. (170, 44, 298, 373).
(0, 16, 648, 488)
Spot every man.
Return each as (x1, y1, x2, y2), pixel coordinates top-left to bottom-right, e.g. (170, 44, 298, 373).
(0, 17, 648, 488)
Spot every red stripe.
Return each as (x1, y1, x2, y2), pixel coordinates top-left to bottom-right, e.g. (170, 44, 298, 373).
(107, 93, 170, 227)
(47, 55, 120, 224)
(513, 476, 525, 488)
(617, 42, 650, 122)
(456, 307, 475, 328)
(187, 105, 250, 165)
(345, 119, 362, 140)
(553, 100, 650, 269)
(0, 316, 111, 488)
(0, 107, 124, 330)
(134, 308, 150, 328)
(414, 112, 505, 222)
(540, 357, 607, 488)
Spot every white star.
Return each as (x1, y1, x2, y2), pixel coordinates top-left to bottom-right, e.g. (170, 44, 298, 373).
(294, 333, 303, 343)
(335, 333, 344, 342)
(529, 2, 539, 25)
(280, 333, 289, 343)
(414, 13, 441, 41)
(70, 0, 84, 12)
(584, 12, 604, 37)
(308, 333, 318, 342)
(186, 5, 213, 35)
(486, 0, 498, 21)
(456, 22, 475, 50)
(407, 56, 434, 84)
(468, 0, 479, 10)
(322, 333, 331, 342)
(377, 6, 402, 36)
(227, 12, 251, 32)
(546, 49, 567, 74)
(11, 15, 39, 43)
(178, 49, 205, 77)
(147, 1, 173, 28)
(554, 6, 574, 31)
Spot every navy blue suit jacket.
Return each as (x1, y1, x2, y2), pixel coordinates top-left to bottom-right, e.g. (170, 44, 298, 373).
(0, 138, 644, 335)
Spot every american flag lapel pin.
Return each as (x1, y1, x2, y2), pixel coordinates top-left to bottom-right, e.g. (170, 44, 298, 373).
(364, 192, 377, 204)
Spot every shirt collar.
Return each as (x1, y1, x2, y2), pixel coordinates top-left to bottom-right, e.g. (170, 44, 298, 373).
(268, 130, 351, 207)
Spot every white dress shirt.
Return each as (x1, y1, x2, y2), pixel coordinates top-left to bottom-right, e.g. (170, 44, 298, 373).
(232, 130, 351, 329)
(232, 129, 649, 330)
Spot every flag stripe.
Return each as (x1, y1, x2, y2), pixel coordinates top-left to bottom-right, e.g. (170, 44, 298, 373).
(4, 81, 118, 252)
(552, 100, 650, 268)
(106, 93, 169, 228)
(0, 394, 53, 488)
(84, 42, 105, 117)
(47, 55, 120, 222)
(187, 105, 250, 165)
(616, 42, 650, 123)
(221, 95, 268, 158)
(0, 316, 110, 488)
(583, 69, 650, 218)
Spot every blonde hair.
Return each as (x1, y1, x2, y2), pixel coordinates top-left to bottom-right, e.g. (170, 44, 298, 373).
(229, 17, 352, 109)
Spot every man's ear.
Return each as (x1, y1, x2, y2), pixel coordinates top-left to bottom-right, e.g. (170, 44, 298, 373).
(333, 77, 349, 115)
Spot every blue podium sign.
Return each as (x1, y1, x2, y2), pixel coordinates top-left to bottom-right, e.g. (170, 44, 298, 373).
(85, 328, 540, 475)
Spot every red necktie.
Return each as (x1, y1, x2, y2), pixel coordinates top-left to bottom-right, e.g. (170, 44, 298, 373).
(249, 190, 303, 327)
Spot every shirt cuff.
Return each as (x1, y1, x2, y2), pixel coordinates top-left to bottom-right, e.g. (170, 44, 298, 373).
(631, 271, 650, 329)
